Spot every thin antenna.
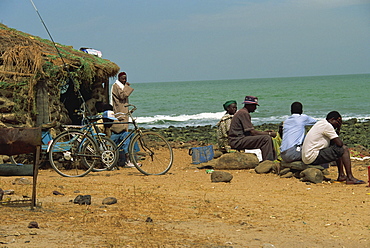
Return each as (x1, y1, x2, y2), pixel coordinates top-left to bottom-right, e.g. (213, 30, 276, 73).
(29, 0, 89, 115)
(29, 0, 67, 66)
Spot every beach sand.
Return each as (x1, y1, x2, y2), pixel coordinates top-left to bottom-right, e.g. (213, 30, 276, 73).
(1, 148, 370, 247)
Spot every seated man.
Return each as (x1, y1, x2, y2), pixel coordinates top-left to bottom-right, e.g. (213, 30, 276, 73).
(280, 102, 316, 163)
(302, 111, 365, 184)
(216, 100, 237, 153)
(228, 96, 276, 161)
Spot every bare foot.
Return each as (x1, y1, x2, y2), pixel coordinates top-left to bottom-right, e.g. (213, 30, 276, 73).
(346, 178, 366, 185)
(336, 176, 347, 182)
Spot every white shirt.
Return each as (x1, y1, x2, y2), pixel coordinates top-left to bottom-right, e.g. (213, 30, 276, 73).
(302, 119, 338, 164)
(110, 80, 125, 105)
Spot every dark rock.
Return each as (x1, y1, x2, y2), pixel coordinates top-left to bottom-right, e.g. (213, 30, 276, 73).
(211, 171, 233, 183)
(102, 197, 117, 205)
(299, 168, 324, 184)
(255, 161, 274, 174)
(145, 217, 153, 222)
(307, 165, 325, 170)
(279, 168, 291, 176)
(281, 161, 308, 171)
(280, 172, 293, 178)
(322, 169, 330, 175)
(73, 195, 91, 205)
(28, 221, 39, 228)
(52, 190, 64, 196)
(214, 152, 259, 170)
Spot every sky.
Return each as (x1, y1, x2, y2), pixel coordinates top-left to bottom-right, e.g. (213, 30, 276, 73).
(1, 0, 370, 83)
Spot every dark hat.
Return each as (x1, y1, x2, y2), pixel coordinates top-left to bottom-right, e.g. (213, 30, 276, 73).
(223, 100, 237, 110)
(242, 96, 259, 105)
(118, 72, 126, 78)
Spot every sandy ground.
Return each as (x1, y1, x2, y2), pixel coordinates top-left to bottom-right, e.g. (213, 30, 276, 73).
(1, 148, 370, 248)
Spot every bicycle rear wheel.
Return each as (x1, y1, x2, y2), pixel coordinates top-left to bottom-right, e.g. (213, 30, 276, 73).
(48, 130, 98, 177)
(89, 136, 119, 172)
(128, 131, 173, 175)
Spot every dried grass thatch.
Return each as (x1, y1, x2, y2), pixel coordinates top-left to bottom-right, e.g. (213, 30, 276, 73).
(0, 23, 120, 127)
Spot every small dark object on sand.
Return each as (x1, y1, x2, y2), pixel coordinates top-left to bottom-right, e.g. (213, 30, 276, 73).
(53, 190, 64, 195)
(28, 221, 39, 228)
(73, 195, 91, 205)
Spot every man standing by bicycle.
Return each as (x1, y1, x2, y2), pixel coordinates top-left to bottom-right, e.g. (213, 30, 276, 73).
(111, 71, 134, 133)
(111, 72, 136, 167)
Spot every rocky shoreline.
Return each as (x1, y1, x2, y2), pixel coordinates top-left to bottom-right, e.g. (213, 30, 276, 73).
(150, 118, 370, 149)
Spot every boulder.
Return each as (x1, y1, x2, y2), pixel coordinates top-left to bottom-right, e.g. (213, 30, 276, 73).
(213, 150, 223, 159)
(281, 161, 308, 171)
(279, 168, 291, 176)
(214, 152, 259, 170)
(299, 168, 323, 184)
(211, 171, 233, 183)
(280, 172, 294, 178)
(255, 160, 275, 174)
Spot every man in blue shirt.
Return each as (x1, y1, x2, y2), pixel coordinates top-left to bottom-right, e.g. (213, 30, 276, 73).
(280, 102, 316, 163)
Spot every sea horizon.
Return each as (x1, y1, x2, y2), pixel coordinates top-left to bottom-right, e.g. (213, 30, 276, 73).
(110, 73, 370, 129)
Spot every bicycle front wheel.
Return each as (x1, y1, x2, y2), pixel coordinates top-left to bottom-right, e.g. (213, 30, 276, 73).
(128, 131, 173, 175)
(48, 130, 98, 177)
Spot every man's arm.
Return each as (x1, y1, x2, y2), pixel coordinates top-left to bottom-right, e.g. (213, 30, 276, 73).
(306, 116, 317, 126)
(113, 84, 134, 100)
(331, 137, 344, 147)
(250, 129, 276, 137)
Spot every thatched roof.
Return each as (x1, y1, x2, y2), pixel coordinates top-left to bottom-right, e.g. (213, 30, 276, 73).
(0, 23, 120, 127)
(0, 23, 119, 89)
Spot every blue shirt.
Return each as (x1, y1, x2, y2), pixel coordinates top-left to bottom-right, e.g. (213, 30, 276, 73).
(280, 114, 316, 152)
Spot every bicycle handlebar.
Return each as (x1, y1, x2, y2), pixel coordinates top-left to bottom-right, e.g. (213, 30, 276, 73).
(124, 104, 137, 114)
(76, 104, 138, 124)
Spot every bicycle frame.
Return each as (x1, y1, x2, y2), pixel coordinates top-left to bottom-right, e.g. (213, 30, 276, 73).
(54, 105, 141, 155)
(95, 105, 143, 153)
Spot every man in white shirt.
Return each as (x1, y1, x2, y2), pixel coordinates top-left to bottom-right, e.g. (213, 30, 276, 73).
(280, 102, 316, 162)
(302, 111, 364, 184)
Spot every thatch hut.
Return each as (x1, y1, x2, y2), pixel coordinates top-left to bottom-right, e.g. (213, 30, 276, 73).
(0, 23, 120, 128)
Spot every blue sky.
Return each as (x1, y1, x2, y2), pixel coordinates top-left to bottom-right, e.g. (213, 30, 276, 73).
(1, 0, 370, 83)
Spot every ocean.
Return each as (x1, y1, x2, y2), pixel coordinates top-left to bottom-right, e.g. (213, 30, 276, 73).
(112, 74, 370, 129)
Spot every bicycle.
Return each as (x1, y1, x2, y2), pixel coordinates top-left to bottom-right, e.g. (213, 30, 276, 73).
(48, 104, 174, 176)
(10, 119, 119, 178)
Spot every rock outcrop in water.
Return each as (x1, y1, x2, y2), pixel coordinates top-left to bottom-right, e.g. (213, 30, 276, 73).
(152, 119, 370, 149)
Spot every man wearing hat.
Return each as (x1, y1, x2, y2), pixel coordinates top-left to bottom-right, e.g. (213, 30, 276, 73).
(216, 100, 237, 152)
(111, 71, 134, 133)
(228, 96, 276, 161)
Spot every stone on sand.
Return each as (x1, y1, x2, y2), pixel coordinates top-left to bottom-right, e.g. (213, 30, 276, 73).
(213, 152, 259, 170)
